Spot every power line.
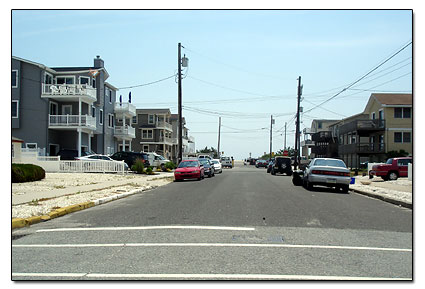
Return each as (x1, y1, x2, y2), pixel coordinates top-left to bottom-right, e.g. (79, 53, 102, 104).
(117, 74, 176, 90)
(183, 46, 291, 81)
(303, 40, 412, 114)
(187, 75, 291, 98)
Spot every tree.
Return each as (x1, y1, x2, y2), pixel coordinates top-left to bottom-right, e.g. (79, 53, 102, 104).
(196, 146, 219, 158)
(386, 149, 409, 159)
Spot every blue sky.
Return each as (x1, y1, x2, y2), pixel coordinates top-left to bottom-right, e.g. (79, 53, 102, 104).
(11, 9, 413, 159)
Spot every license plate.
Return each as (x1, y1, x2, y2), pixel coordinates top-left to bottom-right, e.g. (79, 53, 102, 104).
(326, 178, 337, 184)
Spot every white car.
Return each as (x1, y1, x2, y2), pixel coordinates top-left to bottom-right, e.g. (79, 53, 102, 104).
(211, 159, 222, 173)
(303, 158, 351, 193)
(76, 154, 129, 170)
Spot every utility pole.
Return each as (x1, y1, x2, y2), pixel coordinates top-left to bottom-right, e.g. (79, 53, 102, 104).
(284, 122, 287, 150)
(269, 115, 273, 160)
(177, 43, 183, 164)
(217, 116, 221, 158)
(294, 76, 302, 170)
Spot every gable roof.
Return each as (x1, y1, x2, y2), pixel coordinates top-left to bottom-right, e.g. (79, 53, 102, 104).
(363, 93, 412, 114)
(371, 93, 412, 106)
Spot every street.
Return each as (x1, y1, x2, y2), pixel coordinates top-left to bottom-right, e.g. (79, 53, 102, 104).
(12, 162, 412, 280)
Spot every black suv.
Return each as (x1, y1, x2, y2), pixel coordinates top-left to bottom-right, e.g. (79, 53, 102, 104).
(271, 156, 293, 176)
(110, 151, 150, 168)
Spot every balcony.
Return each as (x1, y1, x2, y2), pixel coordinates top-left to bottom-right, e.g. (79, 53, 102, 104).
(159, 135, 173, 144)
(114, 125, 136, 139)
(48, 114, 96, 130)
(114, 102, 136, 118)
(42, 84, 97, 103)
(301, 140, 315, 147)
(312, 131, 334, 142)
(338, 142, 386, 155)
(339, 119, 385, 135)
(157, 121, 173, 131)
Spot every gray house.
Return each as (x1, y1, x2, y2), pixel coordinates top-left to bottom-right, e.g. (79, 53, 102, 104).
(12, 56, 133, 157)
(131, 109, 174, 160)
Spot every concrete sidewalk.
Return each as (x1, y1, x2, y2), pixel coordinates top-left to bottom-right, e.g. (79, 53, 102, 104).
(12, 172, 173, 205)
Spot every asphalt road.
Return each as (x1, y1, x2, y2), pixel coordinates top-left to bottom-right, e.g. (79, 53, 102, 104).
(12, 163, 412, 280)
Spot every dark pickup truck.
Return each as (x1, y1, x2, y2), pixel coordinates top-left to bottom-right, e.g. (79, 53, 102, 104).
(369, 157, 412, 181)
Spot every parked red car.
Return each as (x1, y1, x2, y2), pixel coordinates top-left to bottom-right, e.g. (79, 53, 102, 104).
(174, 159, 205, 181)
(370, 157, 412, 181)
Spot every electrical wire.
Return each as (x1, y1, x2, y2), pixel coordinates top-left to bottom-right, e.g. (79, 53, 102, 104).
(303, 40, 412, 114)
(117, 74, 176, 90)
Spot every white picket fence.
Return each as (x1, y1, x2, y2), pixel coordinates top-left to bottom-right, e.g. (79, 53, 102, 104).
(15, 152, 126, 174)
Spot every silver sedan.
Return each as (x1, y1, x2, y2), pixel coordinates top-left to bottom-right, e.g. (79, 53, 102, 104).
(302, 158, 351, 193)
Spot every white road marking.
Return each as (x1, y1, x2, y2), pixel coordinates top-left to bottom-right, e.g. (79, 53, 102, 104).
(12, 242, 412, 252)
(11, 272, 411, 280)
(36, 226, 255, 233)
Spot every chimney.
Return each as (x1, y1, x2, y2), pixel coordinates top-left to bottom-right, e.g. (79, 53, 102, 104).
(94, 55, 104, 68)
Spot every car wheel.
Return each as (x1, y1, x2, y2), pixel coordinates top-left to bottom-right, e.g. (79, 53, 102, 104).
(306, 180, 314, 190)
(340, 184, 349, 194)
(271, 169, 276, 175)
(388, 171, 398, 181)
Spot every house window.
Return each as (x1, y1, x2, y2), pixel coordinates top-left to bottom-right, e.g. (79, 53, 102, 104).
(105, 88, 111, 103)
(108, 114, 115, 128)
(49, 101, 58, 115)
(394, 132, 402, 143)
(132, 116, 137, 124)
(12, 70, 18, 88)
(318, 122, 322, 129)
(91, 106, 96, 118)
(142, 129, 153, 139)
(92, 78, 96, 88)
(56, 76, 74, 84)
(403, 108, 411, 118)
(148, 114, 155, 124)
(378, 109, 384, 120)
(62, 105, 72, 115)
(44, 72, 53, 84)
(371, 112, 376, 120)
(80, 76, 90, 85)
(12, 100, 19, 118)
(99, 109, 103, 125)
(403, 132, 411, 143)
(143, 145, 149, 152)
(26, 143, 37, 149)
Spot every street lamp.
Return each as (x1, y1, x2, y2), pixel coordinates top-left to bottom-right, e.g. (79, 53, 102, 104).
(178, 43, 189, 164)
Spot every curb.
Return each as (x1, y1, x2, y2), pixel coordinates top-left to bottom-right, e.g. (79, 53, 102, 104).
(349, 188, 412, 209)
(11, 186, 155, 230)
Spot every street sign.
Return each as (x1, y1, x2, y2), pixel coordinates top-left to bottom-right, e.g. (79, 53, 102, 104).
(283, 150, 289, 156)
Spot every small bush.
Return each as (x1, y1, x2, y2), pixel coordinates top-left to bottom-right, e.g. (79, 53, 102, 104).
(146, 167, 154, 175)
(12, 163, 45, 183)
(131, 159, 145, 174)
(165, 162, 176, 170)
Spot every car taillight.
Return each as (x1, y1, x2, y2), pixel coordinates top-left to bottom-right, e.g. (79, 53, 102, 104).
(312, 170, 349, 177)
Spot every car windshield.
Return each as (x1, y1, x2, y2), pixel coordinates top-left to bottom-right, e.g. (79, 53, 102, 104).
(386, 158, 393, 164)
(313, 159, 347, 168)
(178, 161, 198, 168)
(212, 160, 219, 164)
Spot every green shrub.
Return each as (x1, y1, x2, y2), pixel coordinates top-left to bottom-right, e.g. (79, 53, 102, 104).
(12, 163, 45, 183)
(131, 159, 145, 174)
(165, 162, 175, 170)
(146, 167, 154, 175)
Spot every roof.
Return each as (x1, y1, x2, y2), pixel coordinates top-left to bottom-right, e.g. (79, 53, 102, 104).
(12, 136, 24, 143)
(371, 93, 412, 106)
(136, 108, 171, 114)
(13, 56, 110, 79)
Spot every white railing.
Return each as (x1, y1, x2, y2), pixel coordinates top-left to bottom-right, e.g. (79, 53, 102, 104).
(49, 114, 96, 129)
(59, 160, 126, 174)
(114, 125, 136, 138)
(159, 136, 173, 143)
(21, 147, 46, 156)
(114, 102, 136, 116)
(157, 121, 172, 130)
(42, 83, 96, 100)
